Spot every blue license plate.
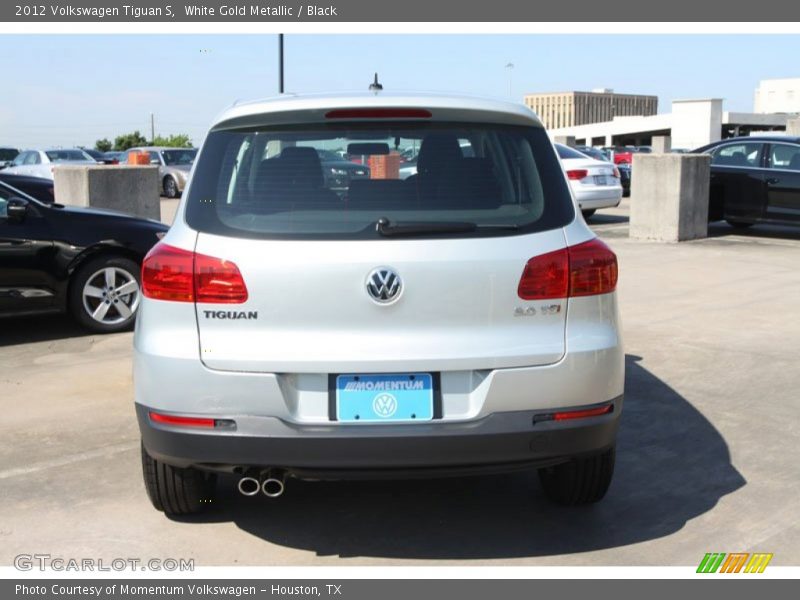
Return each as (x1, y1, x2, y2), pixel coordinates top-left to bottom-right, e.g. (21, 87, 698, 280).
(336, 373, 434, 423)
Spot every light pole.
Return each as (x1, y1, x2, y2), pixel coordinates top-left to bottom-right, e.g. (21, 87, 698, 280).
(278, 34, 284, 94)
(505, 63, 514, 100)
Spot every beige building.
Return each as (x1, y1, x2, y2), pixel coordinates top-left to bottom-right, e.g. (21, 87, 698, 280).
(754, 78, 800, 114)
(524, 89, 658, 129)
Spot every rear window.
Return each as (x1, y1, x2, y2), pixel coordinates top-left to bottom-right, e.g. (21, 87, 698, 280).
(555, 144, 589, 160)
(185, 122, 574, 240)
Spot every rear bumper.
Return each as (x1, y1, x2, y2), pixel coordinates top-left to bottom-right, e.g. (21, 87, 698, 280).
(574, 187, 623, 209)
(137, 396, 622, 478)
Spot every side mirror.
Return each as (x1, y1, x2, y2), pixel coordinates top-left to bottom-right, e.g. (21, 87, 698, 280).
(6, 197, 29, 222)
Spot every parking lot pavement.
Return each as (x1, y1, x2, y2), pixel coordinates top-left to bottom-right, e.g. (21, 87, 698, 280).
(2, 198, 799, 567)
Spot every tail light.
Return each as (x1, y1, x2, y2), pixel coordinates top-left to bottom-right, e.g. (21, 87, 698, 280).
(613, 166, 620, 178)
(518, 238, 617, 300)
(566, 169, 588, 180)
(141, 243, 248, 303)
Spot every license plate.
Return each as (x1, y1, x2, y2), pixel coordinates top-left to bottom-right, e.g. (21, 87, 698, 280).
(336, 373, 434, 423)
(593, 175, 612, 185)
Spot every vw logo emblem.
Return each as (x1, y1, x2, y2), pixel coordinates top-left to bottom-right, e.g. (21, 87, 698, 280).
(365, 267, 402, 304)
(373, 393, 398, 418)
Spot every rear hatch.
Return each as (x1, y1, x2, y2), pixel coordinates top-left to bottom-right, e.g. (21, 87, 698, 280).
(184, 106, 576, 373)
(194, 230, 568, 373)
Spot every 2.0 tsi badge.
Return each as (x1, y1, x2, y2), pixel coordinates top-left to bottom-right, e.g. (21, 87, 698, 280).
(365, 267, 402, 304)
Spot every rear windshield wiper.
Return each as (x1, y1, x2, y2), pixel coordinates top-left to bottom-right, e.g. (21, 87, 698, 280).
(375, 218, 519, 237)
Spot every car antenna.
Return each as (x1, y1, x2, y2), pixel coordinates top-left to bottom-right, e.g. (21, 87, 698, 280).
(369, 73, 383, 92)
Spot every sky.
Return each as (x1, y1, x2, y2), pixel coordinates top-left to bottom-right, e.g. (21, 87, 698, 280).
(2, 34, 800, 149)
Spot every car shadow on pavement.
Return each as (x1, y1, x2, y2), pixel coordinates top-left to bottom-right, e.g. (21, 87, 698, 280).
(0, 314, 95, 347)
(178, 354, 745, 560)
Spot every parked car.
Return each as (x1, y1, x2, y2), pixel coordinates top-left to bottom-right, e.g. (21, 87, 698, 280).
(618, 162, 631, 197)
(124, 146, 197, 198)
(694, 135, 800, 228)
(3, 148, 95, 180)
(0, 147, 19, 169)
(605, 146, 640, 165)
(0, 173, 54, 204)
(315, 149, 370, 196)
(575, 145, 610, 162)
(102, 151, 124, 164)
(81, 148, 120, 164)
(0, 179, 167, 332)
(556, 143, 623, 218)
(135, 92, 623, 515)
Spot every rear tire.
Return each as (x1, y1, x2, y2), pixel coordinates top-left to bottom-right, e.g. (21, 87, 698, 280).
(141, 442, 216, 515)
(538, 446, 615, 505)
(581, 209, 596, 219)
(726, 219, 753, 228)
(163, 176, 180, 199)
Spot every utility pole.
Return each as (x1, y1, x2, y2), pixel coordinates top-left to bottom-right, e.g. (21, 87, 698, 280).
(278, 34, 284, 94)
(150, 113, 155, 144)
(505, 63, 514, 100)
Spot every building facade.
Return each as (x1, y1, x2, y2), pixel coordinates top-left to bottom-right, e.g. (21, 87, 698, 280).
(524, 89, 658, 129)
(754, 78, 800, 114)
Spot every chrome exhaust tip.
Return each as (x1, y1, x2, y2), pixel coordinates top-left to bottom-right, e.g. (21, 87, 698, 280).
(261, 470, 286, 498)
(237, 476, 261, 496)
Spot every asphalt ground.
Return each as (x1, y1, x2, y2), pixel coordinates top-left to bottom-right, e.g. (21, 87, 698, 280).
(1, 198, 798, 566)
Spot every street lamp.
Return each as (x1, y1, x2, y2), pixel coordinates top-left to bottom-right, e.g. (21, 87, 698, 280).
(505, 63, 514, 99)
(278, 34, 284, 94)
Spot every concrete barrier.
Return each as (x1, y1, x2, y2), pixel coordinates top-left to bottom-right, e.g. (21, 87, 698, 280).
(629, 154, 711, 242)
(553, 135, 576, 147)
(53, 165, 160, 221)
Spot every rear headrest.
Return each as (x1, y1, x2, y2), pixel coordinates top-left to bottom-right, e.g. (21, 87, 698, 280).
(277, 146, 324, 188)
(416, 134, 463, 175)
(788, 153, 800, 171)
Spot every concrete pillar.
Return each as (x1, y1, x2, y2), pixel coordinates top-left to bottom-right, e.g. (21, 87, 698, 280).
(671, 99, 723, 150)
(786, 118, 800, 136)
(605, 134, 613, 146)
(629, 154, 711, 242)
(54, 165, 160, 221)
(553, 135, 576, 147)
(652, 136, 671, 153)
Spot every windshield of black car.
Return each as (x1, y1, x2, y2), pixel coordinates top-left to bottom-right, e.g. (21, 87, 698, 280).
(185, 121, 574, 240)
(162, 149, 197, 166)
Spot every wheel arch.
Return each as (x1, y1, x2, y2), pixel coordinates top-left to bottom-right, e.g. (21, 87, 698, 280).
(65, 243, 144, 308)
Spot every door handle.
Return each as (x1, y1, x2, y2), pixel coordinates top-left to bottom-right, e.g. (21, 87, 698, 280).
(766, 177, 780, 184)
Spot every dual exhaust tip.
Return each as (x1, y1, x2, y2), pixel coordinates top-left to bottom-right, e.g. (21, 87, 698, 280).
(237, 469, 286, 498)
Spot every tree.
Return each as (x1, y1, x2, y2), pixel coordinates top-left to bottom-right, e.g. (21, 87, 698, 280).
(113, 131, 149, 151)
(151, 133, 192, 148)
(95, 138, 113, 153)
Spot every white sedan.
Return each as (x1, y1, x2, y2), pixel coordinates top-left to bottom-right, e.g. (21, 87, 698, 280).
(555, 143, 622, 218)
(3, 148, 96, 180)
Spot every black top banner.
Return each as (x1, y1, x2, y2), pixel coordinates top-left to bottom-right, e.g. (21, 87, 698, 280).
(2, 0, 797, 22)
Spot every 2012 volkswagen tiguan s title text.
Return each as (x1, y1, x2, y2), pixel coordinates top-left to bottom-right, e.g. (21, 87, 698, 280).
(134, 92, 624, 515)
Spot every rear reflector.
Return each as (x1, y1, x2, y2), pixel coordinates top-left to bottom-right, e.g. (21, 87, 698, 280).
(566, 169, 589, 180)
(325, 108, 432, 119)
(149, 411, 215, 428)
(518, 238, 617, 300)
(553, 404, 613, 421)
(533, 403, 613, 423)
(141, 243, 248, 304)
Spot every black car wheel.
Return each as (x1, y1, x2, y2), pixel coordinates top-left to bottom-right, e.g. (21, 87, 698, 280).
(164, 176, 180, 199)
(538, 446, 615, 505)
(69, 255, 141, 333)
(141, 443, 216, 515)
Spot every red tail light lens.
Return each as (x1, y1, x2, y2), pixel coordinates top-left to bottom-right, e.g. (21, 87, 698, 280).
(518, 238, 617, 300)
(568, 238, 618, 297)
(566, 169, 588, 180)
(142, 243, 248, 304)
(553, 403, 613, 421)
(141, 244, 194, 302)
(517, 248, 569, 300)
(194, 254, 249, 303)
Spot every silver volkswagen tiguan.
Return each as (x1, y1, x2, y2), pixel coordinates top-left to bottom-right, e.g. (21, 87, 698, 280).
(134, 92, 624, 515)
